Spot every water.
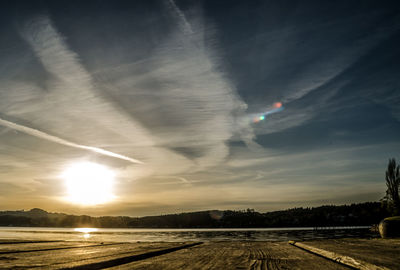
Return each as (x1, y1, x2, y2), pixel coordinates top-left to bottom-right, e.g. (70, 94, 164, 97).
(0, 226, 376, 242)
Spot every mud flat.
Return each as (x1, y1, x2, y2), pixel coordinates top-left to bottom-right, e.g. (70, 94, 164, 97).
(0, 238, 398, 269)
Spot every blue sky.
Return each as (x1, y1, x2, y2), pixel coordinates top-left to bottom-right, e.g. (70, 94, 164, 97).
(0, 0, 399, 216)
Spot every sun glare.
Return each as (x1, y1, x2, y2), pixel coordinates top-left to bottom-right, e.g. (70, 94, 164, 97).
(62, 162, 115, 205)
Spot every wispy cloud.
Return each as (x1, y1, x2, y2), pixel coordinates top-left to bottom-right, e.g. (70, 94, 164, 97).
(92, 4, 254, 169)
(237, 10, 400, 136)
(166, 0, 193, 35)
(15, 15, 201, 177)
(1, 1, 398, 215)
(2, 9, 252, 184)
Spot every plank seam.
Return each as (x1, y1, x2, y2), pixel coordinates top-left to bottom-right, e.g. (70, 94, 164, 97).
(59, 242, 203, 270)
(288, 240, 390, 270)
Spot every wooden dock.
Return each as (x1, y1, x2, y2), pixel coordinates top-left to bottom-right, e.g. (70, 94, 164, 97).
(0, 238, 398, 269)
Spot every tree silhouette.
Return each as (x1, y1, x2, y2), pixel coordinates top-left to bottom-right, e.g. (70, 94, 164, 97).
(384, 158, 400, 216)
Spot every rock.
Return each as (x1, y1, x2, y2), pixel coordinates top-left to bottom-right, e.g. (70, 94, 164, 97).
(379, 216, 400, 238)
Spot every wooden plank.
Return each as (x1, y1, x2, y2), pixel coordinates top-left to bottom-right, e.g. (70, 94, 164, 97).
(299, 239, 400, 270)
(0, 240, 59, 245)
(289, 240, 390, 270)
(0, 241, 198, 269)
(4, 239, 398, 270)
(0, 242, 117, 254)
(108, 242, 249, 270)
(248, 242, 348, 270)
(111, 241, 349, 270)
(60, 242, 202, 270)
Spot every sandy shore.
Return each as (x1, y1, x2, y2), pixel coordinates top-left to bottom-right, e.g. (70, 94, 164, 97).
(0, 238, 398, 269)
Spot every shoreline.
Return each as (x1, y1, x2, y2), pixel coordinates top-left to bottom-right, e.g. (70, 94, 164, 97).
(0, 226, 376, 243)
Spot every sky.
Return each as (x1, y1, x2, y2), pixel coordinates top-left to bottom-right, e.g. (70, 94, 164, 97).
(0, 0, 399, 216)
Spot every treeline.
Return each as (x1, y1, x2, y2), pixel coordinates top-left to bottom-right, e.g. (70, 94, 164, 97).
(0, 208, 132, 228)
(0, 202, 389, 228)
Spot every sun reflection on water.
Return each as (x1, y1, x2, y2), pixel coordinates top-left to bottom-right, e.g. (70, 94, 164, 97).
(74, 228, 98, 239)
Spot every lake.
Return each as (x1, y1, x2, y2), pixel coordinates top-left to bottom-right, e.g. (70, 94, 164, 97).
(0, 226, 376, 242)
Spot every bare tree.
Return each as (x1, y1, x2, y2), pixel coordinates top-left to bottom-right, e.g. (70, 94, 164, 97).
(384, 158, 400, 216)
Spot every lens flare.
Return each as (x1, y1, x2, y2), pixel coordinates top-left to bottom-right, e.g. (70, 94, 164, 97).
(253, 102, 284, 123)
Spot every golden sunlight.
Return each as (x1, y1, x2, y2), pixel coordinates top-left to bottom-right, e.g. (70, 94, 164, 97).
(62, 162, 115, 205)
(74, 228, 98, 239)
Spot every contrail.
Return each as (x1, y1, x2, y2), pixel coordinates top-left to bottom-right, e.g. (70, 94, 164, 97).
(0, 117, 144, 164)
(167, 0, 193, 35)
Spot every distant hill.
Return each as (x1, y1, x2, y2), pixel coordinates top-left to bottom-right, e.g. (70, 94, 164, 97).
(0, 202, 389, 228)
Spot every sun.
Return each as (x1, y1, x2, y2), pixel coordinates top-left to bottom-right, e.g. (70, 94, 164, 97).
(62, 162, 115, 205)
